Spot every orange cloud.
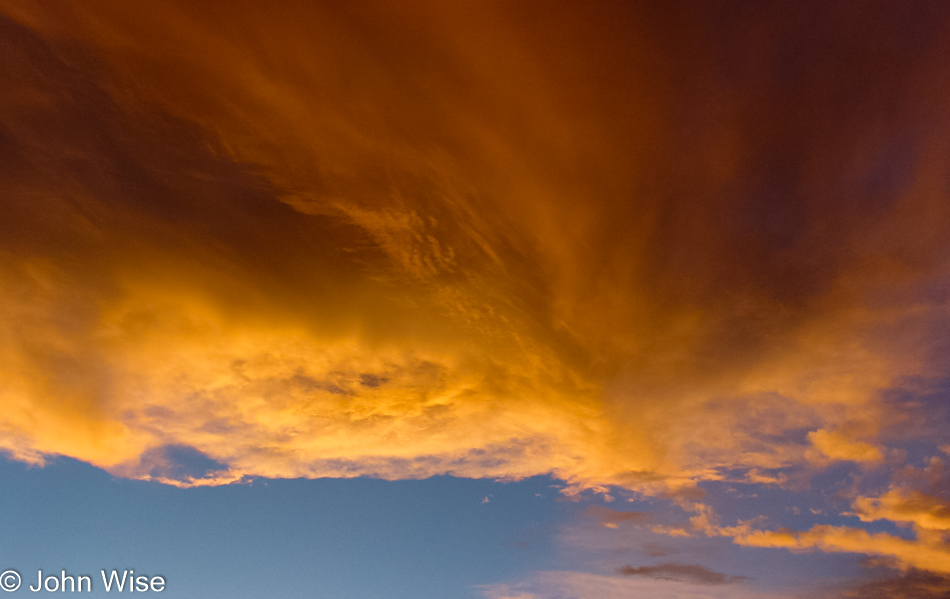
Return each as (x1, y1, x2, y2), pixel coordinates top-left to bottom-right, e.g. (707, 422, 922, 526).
(852, 457, 950, 535)
(807, 429, 883, 463)
(735, 525, 950, 574)
(1, 3, 950, 579)
(854, 490, 950, 533)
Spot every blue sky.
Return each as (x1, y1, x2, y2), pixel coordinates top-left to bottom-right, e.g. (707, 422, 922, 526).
(0, 454, 929, 598)
(0, 458, 570, 598)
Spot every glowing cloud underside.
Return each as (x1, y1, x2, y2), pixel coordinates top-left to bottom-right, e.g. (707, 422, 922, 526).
(1, 0, 949, 576)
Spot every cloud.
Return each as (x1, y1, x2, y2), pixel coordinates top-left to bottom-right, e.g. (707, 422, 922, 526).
(2, 0, 950, 581)
(0, 11, 617, 485)
(585, 506, 650, 529)
(617, 563, 747, 585)
(854, 489, 950, 534)
(680, 498, 950, 576)
(837, 570, 950, 599)
(734, 525, 950, 574)
(807, 429, 883, 463)
(852, 457, 950, 536)
(111, 444, 237, 487)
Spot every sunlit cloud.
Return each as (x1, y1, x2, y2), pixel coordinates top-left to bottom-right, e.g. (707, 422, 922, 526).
(853, 457, 950, 536)
(1, 0, 950, 582)
(807, 429, 884, 463)
(735, 525, 950, 575)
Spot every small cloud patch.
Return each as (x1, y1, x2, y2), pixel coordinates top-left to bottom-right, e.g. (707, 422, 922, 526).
(114, 444, 234, 486)
(618, 563, 748, 585)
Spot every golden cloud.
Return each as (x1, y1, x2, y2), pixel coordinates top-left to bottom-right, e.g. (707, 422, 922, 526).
(853, 457, 950, 537)
(735, 525, 950, 575)
(807, 429, 883, 463)
(855, 490, 950, 533)
(1, 0, 950, 573)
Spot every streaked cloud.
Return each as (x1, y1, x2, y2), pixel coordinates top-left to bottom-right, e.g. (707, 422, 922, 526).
(585, 506, 650, 529)
(734, 524, 950, 574)
(617, 563, 747, 585)
(1, 0, 950, 583)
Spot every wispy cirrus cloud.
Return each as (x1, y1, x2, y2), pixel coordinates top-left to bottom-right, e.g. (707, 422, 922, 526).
(617, 563, 747, 585)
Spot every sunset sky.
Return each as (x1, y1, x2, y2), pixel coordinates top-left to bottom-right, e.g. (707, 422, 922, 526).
(1, 1, 950, 597)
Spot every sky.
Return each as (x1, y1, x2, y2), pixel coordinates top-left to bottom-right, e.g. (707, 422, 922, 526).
(1, 0, 949, 597)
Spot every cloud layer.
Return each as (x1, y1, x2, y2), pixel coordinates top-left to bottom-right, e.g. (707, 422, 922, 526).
(1, 0, 949, 578)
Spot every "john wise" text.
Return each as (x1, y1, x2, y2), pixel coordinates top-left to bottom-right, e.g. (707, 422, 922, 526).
(25, 569, 165, 593)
